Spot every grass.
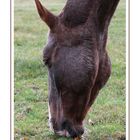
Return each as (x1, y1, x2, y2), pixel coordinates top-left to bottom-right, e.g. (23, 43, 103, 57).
(14, 0, 126, 139)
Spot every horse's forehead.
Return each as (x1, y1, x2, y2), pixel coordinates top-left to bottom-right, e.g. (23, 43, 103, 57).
(47, 23, 89, 47)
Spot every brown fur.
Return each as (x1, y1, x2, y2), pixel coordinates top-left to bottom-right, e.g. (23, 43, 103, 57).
(35, 0, 120, 138)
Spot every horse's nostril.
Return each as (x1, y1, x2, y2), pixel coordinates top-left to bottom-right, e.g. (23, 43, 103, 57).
(68, 125, 84, 138)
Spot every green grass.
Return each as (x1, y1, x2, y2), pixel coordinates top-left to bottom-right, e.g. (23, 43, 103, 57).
(14, 0, 126, 139)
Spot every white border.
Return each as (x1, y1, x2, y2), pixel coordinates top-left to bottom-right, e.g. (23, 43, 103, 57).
(126, 0, 129, 139)
(0, 0, 11, 139)
(130, 0, 140, 140)
(11, 0, 14, 140)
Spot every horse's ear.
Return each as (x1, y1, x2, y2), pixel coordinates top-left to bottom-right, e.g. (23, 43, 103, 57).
(35, 0, 58, 29)
(97, 0, 120, 32)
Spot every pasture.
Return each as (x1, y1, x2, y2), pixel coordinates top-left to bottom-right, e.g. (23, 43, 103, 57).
(14, 0, 126, 139)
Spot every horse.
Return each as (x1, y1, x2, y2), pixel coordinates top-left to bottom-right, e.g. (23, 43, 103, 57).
(35, 0, 120, 139)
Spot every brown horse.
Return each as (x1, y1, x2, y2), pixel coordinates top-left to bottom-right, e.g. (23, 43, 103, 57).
(35, 0, 120, 138)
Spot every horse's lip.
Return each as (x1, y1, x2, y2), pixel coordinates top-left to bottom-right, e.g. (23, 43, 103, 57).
(74, 136, 81, 140)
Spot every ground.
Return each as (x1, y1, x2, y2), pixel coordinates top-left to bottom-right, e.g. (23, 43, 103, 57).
(14, 0, 126, 139)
